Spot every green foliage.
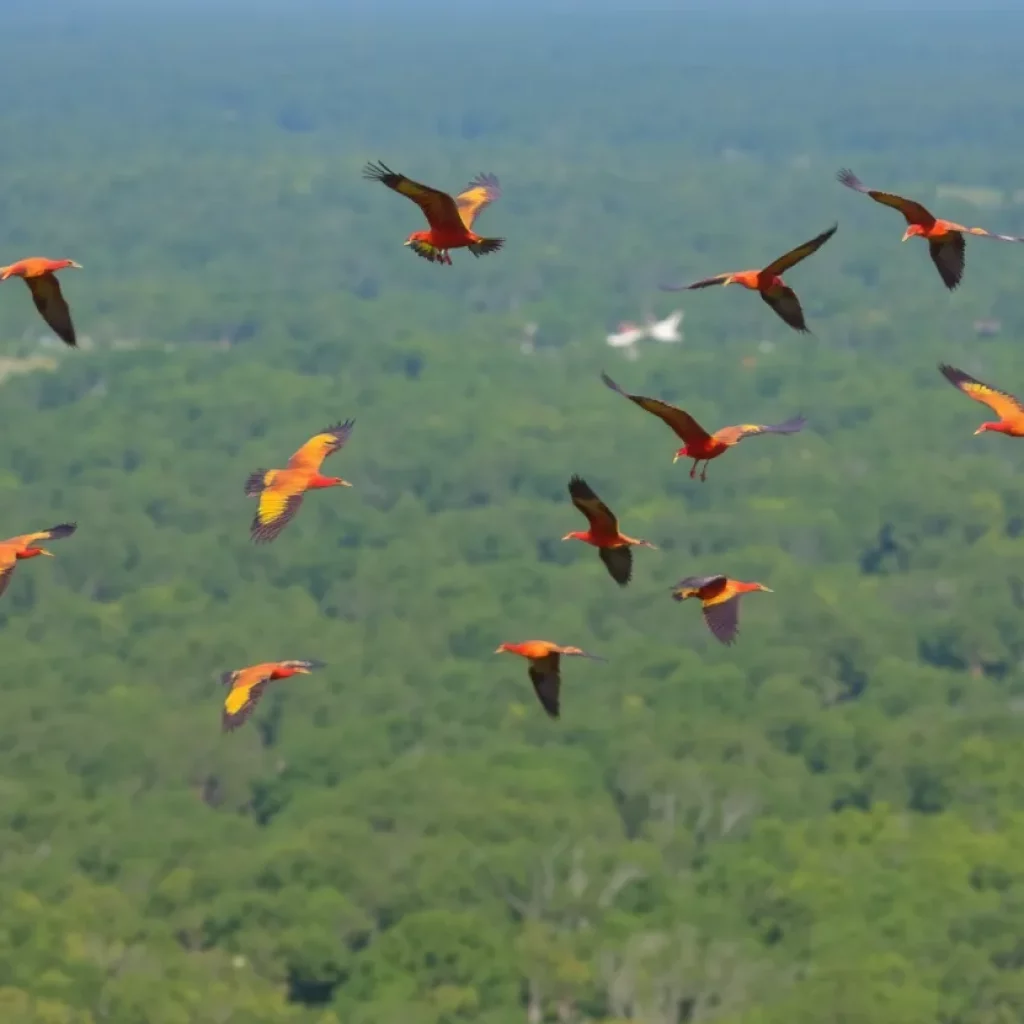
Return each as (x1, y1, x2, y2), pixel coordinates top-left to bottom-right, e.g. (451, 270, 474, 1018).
(2, 4, 1024, 1022)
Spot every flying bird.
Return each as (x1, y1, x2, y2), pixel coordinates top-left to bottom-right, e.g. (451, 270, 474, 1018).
(0, 257, 82, 347)
(221, 659, 325, 732)
(494, 641, 604, 719)
(363, 161, 503, 265)
(837, 169, 1024, 290)
(939, 363, 1024, 437)
(563, 475, 656, 586)
(0, 522, 77, 599)
(601, 372, 805, 481)
(659, 224, 836, 332)
(671, 575, 772, 646)
(246, 420, 355, 543)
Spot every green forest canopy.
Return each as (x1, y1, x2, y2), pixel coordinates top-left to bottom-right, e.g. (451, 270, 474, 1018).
(2, 5, 1024, 1022)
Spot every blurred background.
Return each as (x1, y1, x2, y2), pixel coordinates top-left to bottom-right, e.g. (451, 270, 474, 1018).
(2, 2, 1024, 1022)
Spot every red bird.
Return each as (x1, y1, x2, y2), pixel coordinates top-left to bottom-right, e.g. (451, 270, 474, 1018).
(838, 169, 1024, 290)
(563, 475, 656, 586)
(220, 659, 325, 732)
(0, 257, 82, 347)
(494, 640, 604, 719)
(602, 372, 805, 482)
(660, 224, 836, 332)
(0, 523, 77, 599)
(246, 421, 354, 542)
(939, 363, 1024, 437)
(671, 575, 772, 646)
(363, 161, 503, 265)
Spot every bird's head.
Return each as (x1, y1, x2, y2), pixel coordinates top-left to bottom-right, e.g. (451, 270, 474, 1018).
(62, 260, 83, 270)
(0, 265, 17, 281)
(750, 582, 773, 594)
(404, 230, 430, 247)
(561, 531, 586, 542)
(18, 546, 53, 560)
(901, 225, 924, 242)
(672, 445, 690, 463)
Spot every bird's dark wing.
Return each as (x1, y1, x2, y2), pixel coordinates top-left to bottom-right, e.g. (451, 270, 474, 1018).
(527, 653, 561, 719)
(671, 574, 726, 600)
(761, 223, 837, 277)
(702, 596, 741, 646)
(600, 371, 712, 445)
(25, 273, 77, 347)
(929, 234, 966, 291)
(658, 273, 732, 292)
(568, 475, 619, 535)
(836, 169, 936, 227)
(222, 679, 270, 733)
(761, 285, 809, 332)
(250, 488, 305, 544)
(0, 559, 16, 599)
(362, 160, 463, 231)
(599, 546, 633, 587)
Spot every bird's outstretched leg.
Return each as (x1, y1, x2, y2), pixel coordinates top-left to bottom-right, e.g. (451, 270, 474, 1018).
(700, 463, 708, 482)
(690, 461, 698, 479)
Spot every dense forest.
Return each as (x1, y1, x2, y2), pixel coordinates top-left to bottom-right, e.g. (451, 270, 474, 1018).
(3, 4, 1024, 1022)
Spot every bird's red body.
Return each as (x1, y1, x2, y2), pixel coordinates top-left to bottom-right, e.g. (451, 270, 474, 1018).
(363, 161, 503, 265)
(601, 372, 805, 482)
(671, 575, 772, 645)
(563, 476, 655, 586)
(495, 640, 602, 719)
(660, 225, 836, 333)
(837, 169, 1024, 290)
(0, 256, 82, 347)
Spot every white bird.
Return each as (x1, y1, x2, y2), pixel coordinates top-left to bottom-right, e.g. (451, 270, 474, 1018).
(606, 321, 648, 360)
(646, 309, 683, 343)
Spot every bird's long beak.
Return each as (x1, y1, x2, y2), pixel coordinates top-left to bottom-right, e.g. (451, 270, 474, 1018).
(560, 533, 575, 541)
(973, 427, 985, 435)
(900, 229, 911, 242)
(339, 479, 353, 487)
(69, 261, 83, 269)
(38, 549, 54, 558)
(494, 645, 506, 654)
(760, 585, 773, 592)
(0, 268, 11, 281)
(722, 276, 734, 286)
(672, 453, 681, 463)
(403, 240, 412, 247)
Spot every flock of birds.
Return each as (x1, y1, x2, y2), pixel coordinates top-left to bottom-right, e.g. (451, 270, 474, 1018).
(2, 163, 1024, 725)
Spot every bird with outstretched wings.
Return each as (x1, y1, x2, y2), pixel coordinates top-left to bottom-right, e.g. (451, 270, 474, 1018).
(0, 522, 77, 598)
(246, 421, 354, 543)
(221, 659, 324, 732)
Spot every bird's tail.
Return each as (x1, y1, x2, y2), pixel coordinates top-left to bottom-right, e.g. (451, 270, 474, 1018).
(244, 470, 268, 497)
(468, 237, 504, 258)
